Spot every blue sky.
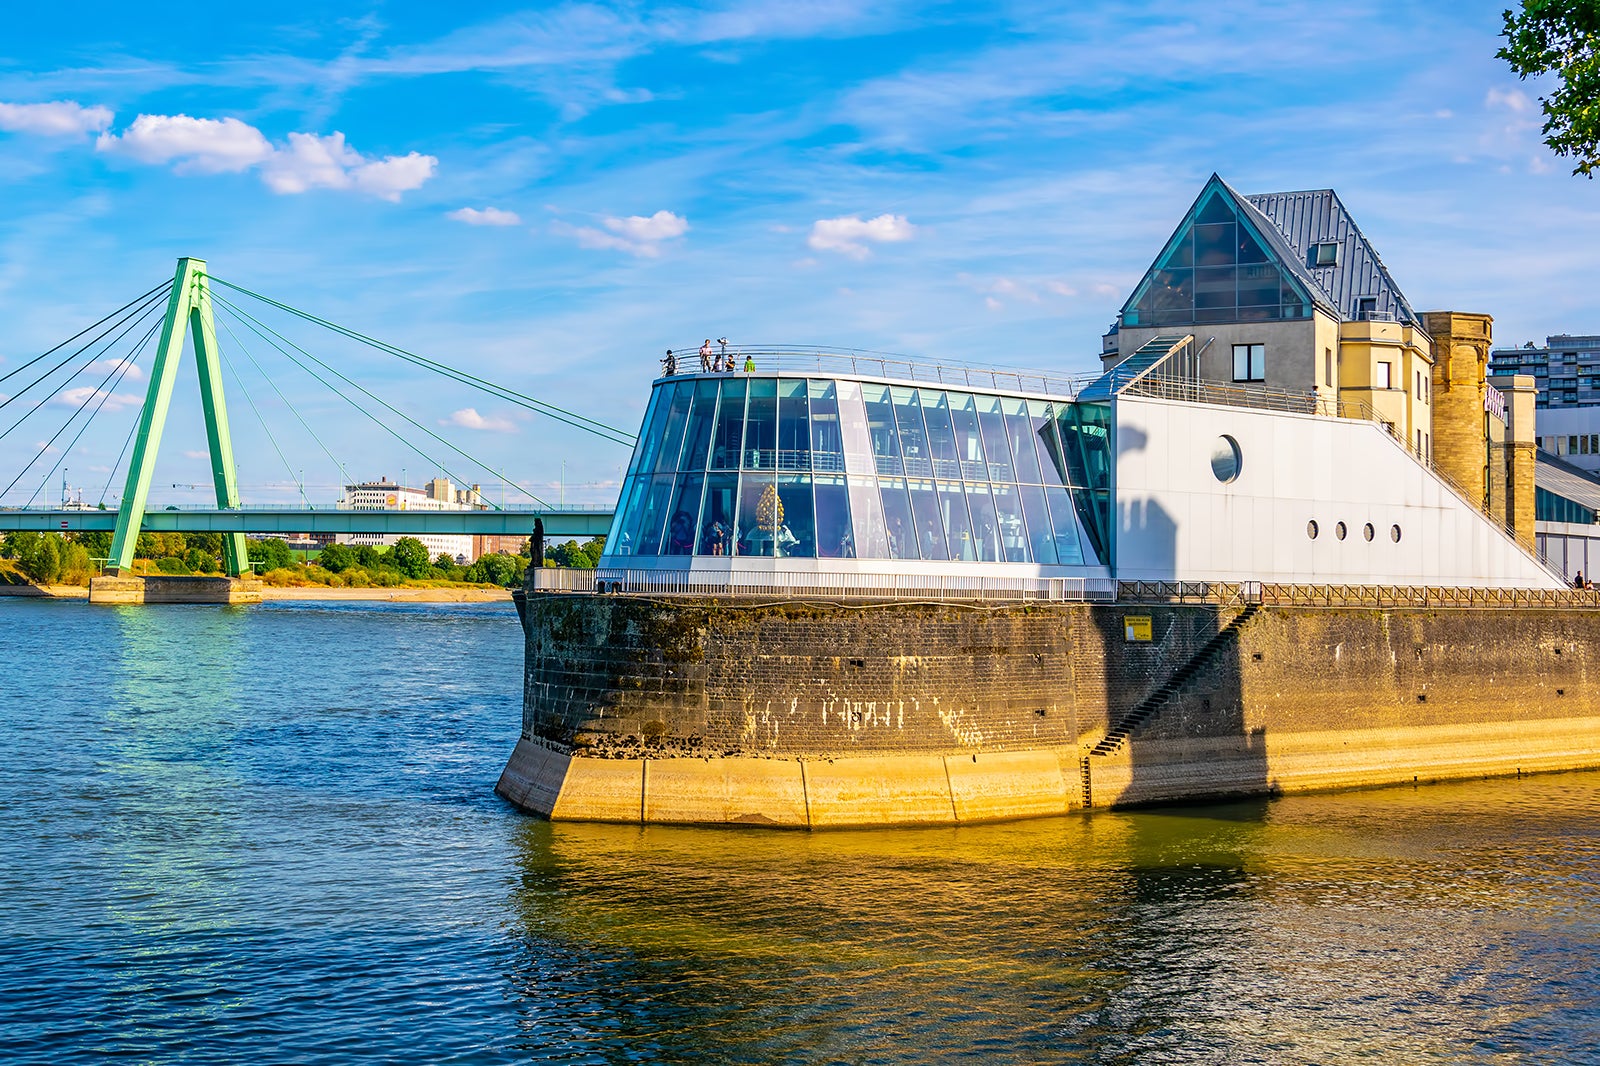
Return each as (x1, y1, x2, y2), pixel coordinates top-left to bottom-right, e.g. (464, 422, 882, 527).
(0, 1, 1591, 508)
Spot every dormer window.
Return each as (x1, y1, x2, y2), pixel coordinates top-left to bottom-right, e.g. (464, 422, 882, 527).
(1313, 241, 1339, 266)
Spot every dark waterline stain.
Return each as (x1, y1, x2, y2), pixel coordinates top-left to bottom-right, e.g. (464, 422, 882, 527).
(1, 598, 1598, 1064)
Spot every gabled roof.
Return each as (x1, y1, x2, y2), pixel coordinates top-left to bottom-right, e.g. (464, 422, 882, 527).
(1242, 186, 1420, 327)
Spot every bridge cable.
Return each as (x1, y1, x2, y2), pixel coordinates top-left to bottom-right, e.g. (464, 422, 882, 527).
(210, 295, 552, 509)
(0, 280, 171, 390)
(206, 276, 636, 446)
(209, 297, 530, 510)
(8, 309, 166, 505)
(210, 306, 350, 492)
(213, 328, 315, 509)
(0, 290, 169, 449)
(97, 402, 144, 509)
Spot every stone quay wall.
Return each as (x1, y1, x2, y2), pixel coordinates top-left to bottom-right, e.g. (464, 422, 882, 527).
(497, 593, 1600, 828)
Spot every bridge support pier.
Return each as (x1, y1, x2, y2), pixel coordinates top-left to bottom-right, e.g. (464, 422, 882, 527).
(88, 574, 263, 605)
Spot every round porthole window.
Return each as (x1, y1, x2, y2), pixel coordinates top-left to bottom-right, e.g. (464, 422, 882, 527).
(1391, 524, 1402, 543)
(1363, 522, 1375, 542)
(1210, 435, 1242, 484)
(1307, 520, 1319, 540)
(1335, 521, 1348, 541)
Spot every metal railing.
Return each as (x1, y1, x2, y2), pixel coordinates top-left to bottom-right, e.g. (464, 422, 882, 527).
(1117, 581, 1599, 609)
(528, 565, 1117, 602)
(660, 344, 1098, 399)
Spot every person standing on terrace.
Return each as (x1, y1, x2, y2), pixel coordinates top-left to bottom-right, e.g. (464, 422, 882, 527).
(699, 339, 714, 372)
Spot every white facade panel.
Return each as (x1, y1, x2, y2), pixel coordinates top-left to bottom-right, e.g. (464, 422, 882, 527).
(1113, 395, 1563, 589)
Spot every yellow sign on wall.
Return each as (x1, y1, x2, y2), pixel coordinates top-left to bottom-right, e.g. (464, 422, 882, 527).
(1124, 615, 1153, 642)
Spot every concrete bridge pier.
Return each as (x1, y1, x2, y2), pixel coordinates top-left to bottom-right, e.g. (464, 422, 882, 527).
(87, 574, 264, 605)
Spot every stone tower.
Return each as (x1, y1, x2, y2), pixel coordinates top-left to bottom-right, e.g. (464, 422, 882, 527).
(1423, 311, 1494, 509)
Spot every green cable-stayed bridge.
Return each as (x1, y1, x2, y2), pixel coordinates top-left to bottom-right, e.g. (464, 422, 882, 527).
(0, 257, 626, 573)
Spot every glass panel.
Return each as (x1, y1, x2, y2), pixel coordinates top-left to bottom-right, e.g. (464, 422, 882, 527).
(848, 475, 889, 558)
(906, 478, 947, 560)
(1193, 222, 1236, 266)
(1160, 231, 1193, 269)
(778, 379, 810, 472)
(662, 473, 704, 555)
(878, 476, 917, 559)
(990, 483, 1029, 562)
(628, 385, 671, 476)
(1196, 190, 1234, 225)
(653, 382, 694, 473)
(938, 480, 976, 561)
(742, 378, 777, 470)
(1058, 402, 1113, 564)
(949, 392, 987, 481)
(776, 474, 814, 557)
(1003, 396, 1045, 483)
(864, 384, 903, 475)
(965, 483, 1001, 562)
(892, 387, 933, 478)
(814, 475, 853, 558)
(736, 473, 777, 557)
(977, 395, 1013, 482)
(606, 475, 645, 552)
(1018, 483, 1056, 564)
(677, 379, 720, 473)
(709, 378, 747, 470)
(808, 381, 845, 473)
(1238, 264, 1279, 309)
(1236, 226, 1269, 264)
(1045, 486, 1086, 565)
(923, 391, 962, 479)
(1194, 265, 1236, 309)
(1135, 268, 1192, 322)
(837, 380, 875, 476)
(1032, 400, 1071, 488)
(697, 474, 738, 556)
(627, 474, 674, 557)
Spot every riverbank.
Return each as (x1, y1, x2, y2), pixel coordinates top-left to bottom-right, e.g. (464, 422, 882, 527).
(0, 582, 512, 603)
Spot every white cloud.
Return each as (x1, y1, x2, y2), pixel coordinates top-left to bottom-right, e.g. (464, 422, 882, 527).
(183, 450, 209, 460)
(89, 357, 143, 381)
(448, 206, 523, 226)
(444, 407, 516, 432)
(807, 213, 916, 258)
(95, 114, 436, 200)
(0, 100, 114, 136)
(56, 386, 142, 411)
(1486, 87, 1534, 113)
(96, 114, 273, 172)
(262, 132, 437, 201)
(35, 441, 59, 455)
(556, 210, 689, 257)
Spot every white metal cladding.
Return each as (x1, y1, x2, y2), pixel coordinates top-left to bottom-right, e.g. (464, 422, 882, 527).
(1112, 394, 1565, 589)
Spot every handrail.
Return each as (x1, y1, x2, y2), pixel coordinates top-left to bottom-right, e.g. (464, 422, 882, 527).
(659, 344, 1098, 399)
(528, 565, 1118, 602)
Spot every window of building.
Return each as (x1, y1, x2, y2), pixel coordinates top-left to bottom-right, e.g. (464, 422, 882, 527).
(1324, 348, 1334, 387)
(1571, 435, 1581, 454)
(1356, 297, 1378, 319)
(1313, 242, 1339, 266)
(1376, 361, 1393, 389)
(1232, 343, 1265, 382)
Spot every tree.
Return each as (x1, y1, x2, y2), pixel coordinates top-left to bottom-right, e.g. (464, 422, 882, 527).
(248, 537, 296, 572)
(353, 544, 382, 569)
(1499, 2, 1600, 175)
(545, 536, 606, 569)
(15, 533, 61, 584)
(73, 530, 113, 560)
(390, 537, 430, 579)
(466, 551, 524, 586)
(318, 543, 356, 573)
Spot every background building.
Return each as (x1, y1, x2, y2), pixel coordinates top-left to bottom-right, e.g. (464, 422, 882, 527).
(336, 477, 483, 562)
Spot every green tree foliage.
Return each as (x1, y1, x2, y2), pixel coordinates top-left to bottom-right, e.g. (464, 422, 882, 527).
(248, 537, 296, 572)
(465, 551, 525, 586)
(353, 544, 382, 569)
(13, 532, 62, 584)
(155, 556, 191, 575)
(544, 536, 606, 569)
(1499, 1, 1600, 175)
(318, 543, 356, 573)
(183, 547, 219, 574)
(390, 537, 430, 579)
(73, 530, 113, 559)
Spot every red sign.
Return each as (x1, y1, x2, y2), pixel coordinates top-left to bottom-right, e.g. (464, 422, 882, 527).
(60, 521, 68, 530)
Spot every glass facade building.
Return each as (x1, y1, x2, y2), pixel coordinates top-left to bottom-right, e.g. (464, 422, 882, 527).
(605, 375, 1111, 568)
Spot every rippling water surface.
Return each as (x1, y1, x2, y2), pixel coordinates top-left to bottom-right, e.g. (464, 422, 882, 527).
(3, 598, 1599, 1064)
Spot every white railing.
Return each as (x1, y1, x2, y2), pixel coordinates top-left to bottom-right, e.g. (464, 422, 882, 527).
(527, 565, 1117, 602)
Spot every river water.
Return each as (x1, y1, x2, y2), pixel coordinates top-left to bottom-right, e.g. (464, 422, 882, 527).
(2, 598, 1598, 1065)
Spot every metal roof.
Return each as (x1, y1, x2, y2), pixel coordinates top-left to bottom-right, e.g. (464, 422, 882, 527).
(1536, 450, 1600, 513)
(1242, 186, 1420, 327)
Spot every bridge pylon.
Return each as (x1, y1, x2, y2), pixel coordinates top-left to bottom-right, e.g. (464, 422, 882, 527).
(106, 257, 250, 577)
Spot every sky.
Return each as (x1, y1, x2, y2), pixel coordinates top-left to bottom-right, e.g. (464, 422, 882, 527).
(0, 0, 1592, 508)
